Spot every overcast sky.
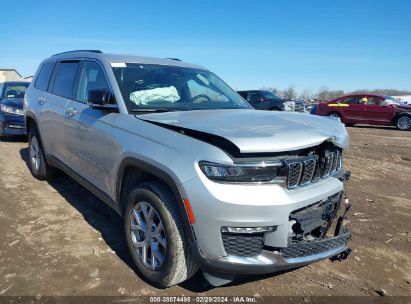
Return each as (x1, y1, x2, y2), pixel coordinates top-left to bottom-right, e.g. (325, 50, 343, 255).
(1, 0, 410, 92)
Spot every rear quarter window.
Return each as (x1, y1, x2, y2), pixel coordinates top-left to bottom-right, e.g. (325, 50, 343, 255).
(35, 62, 56, 91)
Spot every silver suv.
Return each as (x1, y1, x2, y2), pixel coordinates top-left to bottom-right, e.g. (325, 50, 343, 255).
(24, 50, 352, 288)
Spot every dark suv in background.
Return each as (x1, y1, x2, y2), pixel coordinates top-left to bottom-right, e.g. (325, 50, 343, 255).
(0, 81, 30, 138)
(238, 90, 305, 112)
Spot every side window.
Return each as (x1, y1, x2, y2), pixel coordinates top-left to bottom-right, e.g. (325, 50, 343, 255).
(248, 93, 260, 102)
(35, 62, 55, 91)
(366, 97, 384, 106)
(340, 97, 361, 104)
(74, 61, 110, 103)
(52, 61, 80, 98)
(238, 92, 247, 99)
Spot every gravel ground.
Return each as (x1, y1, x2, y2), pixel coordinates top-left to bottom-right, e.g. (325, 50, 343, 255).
(0, 126, 410, 297)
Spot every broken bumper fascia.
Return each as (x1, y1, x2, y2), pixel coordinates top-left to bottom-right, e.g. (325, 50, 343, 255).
(195, 171, 352, 275)
(199, 233, 351, 275)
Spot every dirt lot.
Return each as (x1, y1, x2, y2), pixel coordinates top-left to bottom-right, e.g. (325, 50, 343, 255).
(0, 126, 410, 297)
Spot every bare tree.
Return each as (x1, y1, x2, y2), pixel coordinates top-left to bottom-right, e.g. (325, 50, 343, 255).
(282, 85, 298, 100)
(298, 88, 314, 101)
(316, 87, 330, 101)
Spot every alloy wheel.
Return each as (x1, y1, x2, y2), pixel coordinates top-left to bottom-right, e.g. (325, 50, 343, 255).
(130, 201, 167, 271)
(30, 136, 41, 172)
(397, 116, 411, 130)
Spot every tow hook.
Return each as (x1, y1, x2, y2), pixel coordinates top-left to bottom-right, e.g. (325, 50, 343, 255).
(330, 248, 352, 262)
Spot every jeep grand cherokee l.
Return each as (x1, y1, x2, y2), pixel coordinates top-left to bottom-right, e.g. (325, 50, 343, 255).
(24, 50, 352, 287)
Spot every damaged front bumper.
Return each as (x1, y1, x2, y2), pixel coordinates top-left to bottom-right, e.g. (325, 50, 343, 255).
(196, 171, 352, 276)
(201, 232, 351, 275)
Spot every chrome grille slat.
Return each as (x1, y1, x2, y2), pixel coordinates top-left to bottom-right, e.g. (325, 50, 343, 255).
(287, 162, 303, 189)
(286, 151, 342, 189)
(322, 153, 334, 178)
(331, 150, 339, 173)
(300, 158, 317, 186)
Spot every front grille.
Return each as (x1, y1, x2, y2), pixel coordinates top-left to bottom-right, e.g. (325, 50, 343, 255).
(222, 233, 263, 257)
(285, 150, 341, 189)
(279, 232, 351, 259)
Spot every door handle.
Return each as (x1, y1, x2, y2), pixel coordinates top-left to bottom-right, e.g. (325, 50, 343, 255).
(38, 97, 46, 105)
(65, 107, 78, 117)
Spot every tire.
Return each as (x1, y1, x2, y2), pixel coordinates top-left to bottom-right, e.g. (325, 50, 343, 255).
(124, 181, 199, 288)
(328, 112, 341, 119)
(395, 115, 411, 131)
(28, 125, 56, 179)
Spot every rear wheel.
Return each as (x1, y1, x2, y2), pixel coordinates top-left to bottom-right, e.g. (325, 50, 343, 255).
(396, 115, 411, 131)
(28, 126, 56, 179)
(124, 181, 198, 288)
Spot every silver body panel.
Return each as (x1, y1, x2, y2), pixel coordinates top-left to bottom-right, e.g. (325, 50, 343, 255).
(24, 51, 350, 275)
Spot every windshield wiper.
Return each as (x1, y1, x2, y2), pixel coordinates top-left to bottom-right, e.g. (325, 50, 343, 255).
(131, 108, 174, 113)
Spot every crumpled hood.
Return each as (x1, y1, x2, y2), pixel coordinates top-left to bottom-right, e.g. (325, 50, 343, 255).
(1, 98, 24, 109)
(139, 109, 349, 153)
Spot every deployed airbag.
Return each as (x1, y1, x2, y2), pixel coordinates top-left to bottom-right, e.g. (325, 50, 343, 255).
(130, 86, 180, 105)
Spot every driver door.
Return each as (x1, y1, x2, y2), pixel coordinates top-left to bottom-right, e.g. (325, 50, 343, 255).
(63, 60, 116, 195)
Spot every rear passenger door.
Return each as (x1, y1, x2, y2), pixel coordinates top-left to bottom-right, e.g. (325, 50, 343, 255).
(363, 97, 395, 124)
(64, 60, 116, 195)
(40, 60, 80, 163)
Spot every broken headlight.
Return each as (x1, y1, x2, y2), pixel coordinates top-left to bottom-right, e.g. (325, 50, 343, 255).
(199, 161, 283, 183)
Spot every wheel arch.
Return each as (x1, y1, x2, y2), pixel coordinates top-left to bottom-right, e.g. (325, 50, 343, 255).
(25, 113, 38, 135)
(394, 110, 411, 122)
(116, 157, 197, 243)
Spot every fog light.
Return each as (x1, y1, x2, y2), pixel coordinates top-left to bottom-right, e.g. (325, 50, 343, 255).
(221, 226, 276, 234)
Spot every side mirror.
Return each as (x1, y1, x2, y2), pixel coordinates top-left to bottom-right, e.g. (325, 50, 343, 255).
(87, 89, 118, 111)
(87, 89, 112, 105)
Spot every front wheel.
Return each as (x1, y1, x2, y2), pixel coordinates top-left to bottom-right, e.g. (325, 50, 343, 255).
(124, 181, 198, 288)
(396, 115, 411, 131)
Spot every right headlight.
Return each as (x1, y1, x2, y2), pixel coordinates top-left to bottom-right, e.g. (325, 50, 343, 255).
(199, 161, 283, 183)
(1, 104, 24, 115)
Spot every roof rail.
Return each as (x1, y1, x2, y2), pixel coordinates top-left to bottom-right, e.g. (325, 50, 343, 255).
(52, 50, 103, 57)
(165, 58, 182, 61)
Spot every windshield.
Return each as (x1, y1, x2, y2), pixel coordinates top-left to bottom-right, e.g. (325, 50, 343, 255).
(260, 91, 283, 100)
(3, 83, 29, 99)
(384, 96, 407, 106)
(112, 63, 252, 112)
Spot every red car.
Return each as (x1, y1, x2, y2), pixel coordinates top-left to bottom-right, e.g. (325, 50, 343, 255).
(314, 94, 411, 130)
